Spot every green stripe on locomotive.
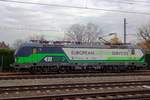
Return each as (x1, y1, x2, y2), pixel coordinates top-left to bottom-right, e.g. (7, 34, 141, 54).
(15, 53, 145, 64)
(15, 53, 68, 64)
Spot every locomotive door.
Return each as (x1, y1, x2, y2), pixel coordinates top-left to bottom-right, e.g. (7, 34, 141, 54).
(32, 48, 38, 63)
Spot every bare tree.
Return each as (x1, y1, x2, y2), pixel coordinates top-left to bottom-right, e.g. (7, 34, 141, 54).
(137, 24, 150, 49)
(65, 24, 85, 42)
(65, 23, 103, 42)
(138, 24, 150, 40)
(110, 34, 122, 44)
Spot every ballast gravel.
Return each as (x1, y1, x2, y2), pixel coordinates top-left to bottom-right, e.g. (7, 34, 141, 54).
(0, 75, 150, 87)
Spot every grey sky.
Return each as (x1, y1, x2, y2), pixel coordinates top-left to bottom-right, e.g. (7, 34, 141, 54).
(0, 0, 150, 45)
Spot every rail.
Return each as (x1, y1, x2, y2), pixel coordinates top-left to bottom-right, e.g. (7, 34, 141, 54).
(0, 70, 150, 80)
(1, 80, 150, 100)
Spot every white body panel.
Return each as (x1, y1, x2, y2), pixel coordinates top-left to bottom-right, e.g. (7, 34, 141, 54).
(63, 48, 143, 61)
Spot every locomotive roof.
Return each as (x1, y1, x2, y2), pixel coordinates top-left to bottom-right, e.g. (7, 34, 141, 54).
(20, 42, 138, 49)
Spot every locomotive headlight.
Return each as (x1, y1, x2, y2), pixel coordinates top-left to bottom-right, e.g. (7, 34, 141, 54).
(15, 58, 18, 62)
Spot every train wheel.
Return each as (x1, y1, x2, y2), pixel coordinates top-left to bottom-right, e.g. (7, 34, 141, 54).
(29, 66, 36, 74)
(42, 66, 49, 74)
(59, 66, 66, 73)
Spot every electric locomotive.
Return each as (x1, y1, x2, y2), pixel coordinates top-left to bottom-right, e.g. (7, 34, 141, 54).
(13, 40, 147, 73)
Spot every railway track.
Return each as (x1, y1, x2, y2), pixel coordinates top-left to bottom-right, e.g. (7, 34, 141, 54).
(1, 70, 150, 80)
(1, 70, 150, 99)
(1, 80, 150, 100)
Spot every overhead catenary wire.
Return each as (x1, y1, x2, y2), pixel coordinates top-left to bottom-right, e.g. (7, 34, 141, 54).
(95, 0, 150, 8)
(0, 0, 150, 15)
(110, 0, 150, 4)
(104, 0, 150, 6)
(0, 26, 60, 32)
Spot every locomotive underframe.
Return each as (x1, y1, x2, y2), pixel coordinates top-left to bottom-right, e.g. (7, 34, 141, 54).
(13, 62, 147, 73)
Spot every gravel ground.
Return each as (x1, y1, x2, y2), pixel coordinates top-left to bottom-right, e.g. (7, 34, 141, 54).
(0, 75, 150, 87)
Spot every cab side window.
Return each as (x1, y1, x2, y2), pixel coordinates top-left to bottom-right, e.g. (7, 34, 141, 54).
(17, 47, 32, 56)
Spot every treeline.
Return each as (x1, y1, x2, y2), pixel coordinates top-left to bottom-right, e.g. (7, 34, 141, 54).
(0, 48, 14, 71)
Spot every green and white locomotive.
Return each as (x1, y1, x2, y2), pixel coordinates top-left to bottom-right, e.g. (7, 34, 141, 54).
(13, 40, 147, 73)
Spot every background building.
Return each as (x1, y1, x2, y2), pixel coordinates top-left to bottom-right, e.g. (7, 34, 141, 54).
(0, 41, 9, 49)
